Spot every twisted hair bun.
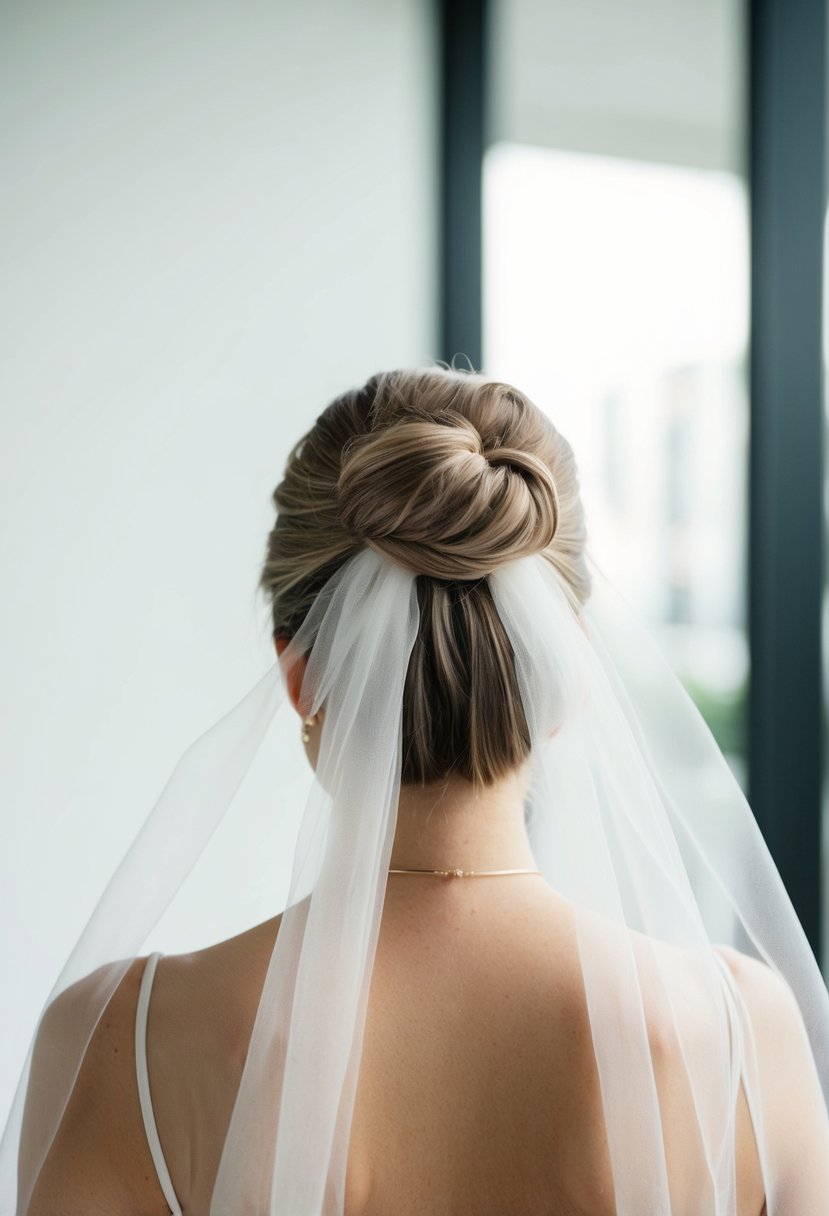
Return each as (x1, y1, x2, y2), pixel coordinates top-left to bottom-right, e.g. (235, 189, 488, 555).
(337, 409, 560, 580)
(261, 367, 591, 785)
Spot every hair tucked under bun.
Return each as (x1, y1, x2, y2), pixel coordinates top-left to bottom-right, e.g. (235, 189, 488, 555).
(337, 410, 560, 580)
(260, 366, 590, 787)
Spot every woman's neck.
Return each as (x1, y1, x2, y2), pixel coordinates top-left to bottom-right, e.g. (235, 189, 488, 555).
(388, 764, 537, 874)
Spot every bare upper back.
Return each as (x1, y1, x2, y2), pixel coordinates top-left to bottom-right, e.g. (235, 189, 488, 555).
(140, 881, 767, 1216)
(28, 879, 793, 1216)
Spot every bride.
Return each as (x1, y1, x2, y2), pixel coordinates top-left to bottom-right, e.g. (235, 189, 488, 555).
(6, 366, 829, 1215)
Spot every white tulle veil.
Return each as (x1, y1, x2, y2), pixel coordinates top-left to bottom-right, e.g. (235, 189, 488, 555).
(2, 535, 829, 1214)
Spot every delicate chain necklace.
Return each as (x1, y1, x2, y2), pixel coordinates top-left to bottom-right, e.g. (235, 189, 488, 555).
(388, 866, 542, 879)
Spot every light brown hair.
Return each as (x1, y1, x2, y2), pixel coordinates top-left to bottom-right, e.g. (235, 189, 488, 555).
(259, 366, 591, 787)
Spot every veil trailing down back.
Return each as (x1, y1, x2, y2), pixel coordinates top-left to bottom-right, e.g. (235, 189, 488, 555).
(1, 368, 828, 1215)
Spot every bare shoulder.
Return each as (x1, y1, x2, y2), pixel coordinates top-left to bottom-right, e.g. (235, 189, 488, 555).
(713, 945, 801, 1013)
(711, 944, 825, 1076)
(23, 956, 162, 1216)
(167, 909, 286, 1017)
(710, 943, 825, 1100)
(22, 912, 288, 1216)
(713, 944, 829, 1209)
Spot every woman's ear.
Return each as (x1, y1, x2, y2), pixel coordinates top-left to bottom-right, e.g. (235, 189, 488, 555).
(274, 635, 308, 716)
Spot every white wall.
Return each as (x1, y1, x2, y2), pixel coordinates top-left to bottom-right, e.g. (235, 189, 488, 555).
(0, 0, 436, 1119)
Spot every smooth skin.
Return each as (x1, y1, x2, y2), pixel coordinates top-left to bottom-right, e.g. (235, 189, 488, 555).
(21, 639, 829, 1214)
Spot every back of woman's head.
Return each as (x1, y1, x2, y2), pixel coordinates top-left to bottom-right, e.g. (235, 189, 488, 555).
(259, 366, 591, 787)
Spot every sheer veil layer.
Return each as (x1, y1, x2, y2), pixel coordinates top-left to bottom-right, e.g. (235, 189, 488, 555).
(2, 543, 828, 1215)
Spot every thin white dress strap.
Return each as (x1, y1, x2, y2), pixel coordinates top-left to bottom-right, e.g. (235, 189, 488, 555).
(135, 951, 183, 1216)
(711, 947, 770, 1208)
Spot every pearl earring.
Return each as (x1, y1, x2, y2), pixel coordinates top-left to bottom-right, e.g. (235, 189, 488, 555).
(301, 714, 316, 744)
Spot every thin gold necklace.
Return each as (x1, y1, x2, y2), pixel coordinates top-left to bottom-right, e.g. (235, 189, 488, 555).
(388, 866, 542, 879)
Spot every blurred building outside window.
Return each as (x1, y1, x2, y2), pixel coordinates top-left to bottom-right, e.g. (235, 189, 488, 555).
(484, 142, 750, 787)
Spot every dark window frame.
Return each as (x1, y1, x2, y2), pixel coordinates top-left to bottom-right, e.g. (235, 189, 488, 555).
(747, 0, 827, 962)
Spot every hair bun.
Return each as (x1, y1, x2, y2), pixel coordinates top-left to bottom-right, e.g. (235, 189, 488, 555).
(336, 410, 560, 579)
